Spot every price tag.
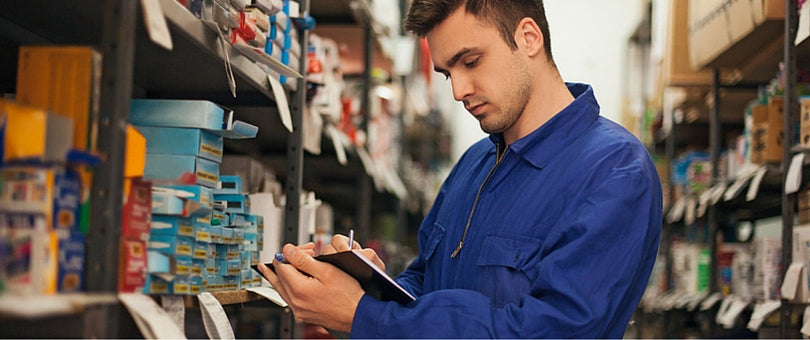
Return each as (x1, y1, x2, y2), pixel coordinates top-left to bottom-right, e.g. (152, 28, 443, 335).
(711, 183, 727, 204)
(161, 295, 185, 334)
(198, 293, 235, 340)
(786, 153, 806, 194)
(268, 75, 293, 132)
(748, 300, 781, 331)
(141, 0, 173, 50)
(667, 197, 685, 223)
(327, 125, 348, 165)
(246, 286, 288, 307)
(684, 197, 697, 225)
(700, 292, 723, 311)
(119, 293, 186, 339)
(724, 176, 749, 201)
(746, 166, 768, 201)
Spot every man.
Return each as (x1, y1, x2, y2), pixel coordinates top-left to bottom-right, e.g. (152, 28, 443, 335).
(260, 0, 662, 337)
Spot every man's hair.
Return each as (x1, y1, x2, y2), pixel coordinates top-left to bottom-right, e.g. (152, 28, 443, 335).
(403, 0, 554, 63)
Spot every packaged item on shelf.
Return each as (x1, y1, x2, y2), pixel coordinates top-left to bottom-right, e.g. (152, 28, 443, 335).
(0, 213, 57, 295)
(230, 0, 249, 10)
(752, 237, 782, 301)
(150, 214, 196, 238)
(121, 178, 152, 241)
(0, 100, 73, 163)
(145, 154, 220, 188)
(214, 175, 243, 195)
(252, 0, 283, 16)
(750, 103, 769, 164)
(137, 126, 224, 163)
(119, 238, 147, 293)
(125, 125, 147, 178)
(0, 166, 81, 232)
(214, 194, 248, 214)
(15, 46, 101, 152)
(56, 230, 84, 293)
(245, 6, 270, 32)
(147, 234, 194, 257)
(130, 99, 258, 139)
(688, 0, 786, 69)
(801, 96, 810, 146)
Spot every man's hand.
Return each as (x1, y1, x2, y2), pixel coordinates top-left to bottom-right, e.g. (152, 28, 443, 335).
(258, 243, 366, 333)
(322, 234, 386, 272)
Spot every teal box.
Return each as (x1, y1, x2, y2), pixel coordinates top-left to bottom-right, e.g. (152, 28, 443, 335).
(221, 227, 234, 244)
(195, 224, 212, 243)
(205, 258, 219, 276)
(240, 251, 250, 270)
(189, 276, 203, 295)
(161, 185, 214, 209)
(214, 194, 248, 214)
(232, 229, 245, 246)
(214, 175, 243, 195)
(241, 270, 253, 288)
(209, 225, 223, 244)
(147, 250, 171, 273)
(174, 256, 193, 276)
(193, 241, 209, 260)
(222, 273, 241, 291)
(143, 274, 173, 294)
(219, 259, 242, 277)
(192, 258, 206, 277)
(229, 212, 249, 227)
(145, 154, 220, 188)
(147, 235, 194, 257)
(137, 126, 224, 163)
(217, 244, 240, 260)
(130, 99, 226, 131)
(173, 275, 191, 295)
(212, 211, 229, 227)
(151, 215, 196, 237)
(244, 232, 258, 252)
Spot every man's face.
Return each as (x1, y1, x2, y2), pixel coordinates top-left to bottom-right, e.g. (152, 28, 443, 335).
(427, 8, 532, 136)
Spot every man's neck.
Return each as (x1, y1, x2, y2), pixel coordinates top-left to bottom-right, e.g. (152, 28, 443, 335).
(503, 74, 575, 146)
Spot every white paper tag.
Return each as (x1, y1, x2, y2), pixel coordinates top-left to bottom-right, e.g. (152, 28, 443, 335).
(268, 75, 293, 132)
(746, 166, 768, 201)
(802, 305, 810, 336)
(781, 262, 804, 300)
(787, 153, 806, 194)
(796, 1, 810, 46)
(719, 297, 750, 329)
(141, 0, 173, 50)
(667, 197, 686, 223)
(161, 295, 186, 334)
(724, 176, 749, 201)
(119, 293, 187, 339)
(711, 183, 727, 204)
(327, 125, 348, 166)
(246, 286, 288, 307)
(197, 293, 235, 340)
(700, 292, 723, 311)
(748, 300, 781, 331)
(684, 197, 697, 225)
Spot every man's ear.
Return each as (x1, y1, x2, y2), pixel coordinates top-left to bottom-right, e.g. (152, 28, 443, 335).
(515, 17, 543, 58)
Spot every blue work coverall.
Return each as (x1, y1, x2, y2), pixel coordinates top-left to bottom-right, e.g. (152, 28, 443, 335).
(351, 83, 662, 338)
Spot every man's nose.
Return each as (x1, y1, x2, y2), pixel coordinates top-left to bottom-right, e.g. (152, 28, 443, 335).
(451, 75, 473, 102)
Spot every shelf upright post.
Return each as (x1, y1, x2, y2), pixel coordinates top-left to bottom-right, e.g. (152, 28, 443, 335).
(83, 0, 137, 338)
(357, 19, 373, 242)
(708, 68, 721, 292)
(781, 0, 799, 337)
(280, 0, 311, 337)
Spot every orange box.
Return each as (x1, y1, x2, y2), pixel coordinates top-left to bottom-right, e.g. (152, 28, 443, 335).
(16, 46, 102, 152)
(0, 100, 73, 163)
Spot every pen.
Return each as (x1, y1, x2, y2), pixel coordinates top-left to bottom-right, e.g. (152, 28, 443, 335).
(274, 252, 288, 264)
(348, 229, 354, 251)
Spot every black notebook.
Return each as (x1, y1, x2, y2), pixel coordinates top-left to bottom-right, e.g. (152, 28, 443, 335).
(252, 250, 416, 305)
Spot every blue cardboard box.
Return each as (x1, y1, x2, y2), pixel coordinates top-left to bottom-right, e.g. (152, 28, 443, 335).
(130, 99, 226, 131)
(214, 194, 248, 214)
(147, 234, 194, 257)
(57, 230, 84, 293)
(150, 214, 196, 237)
(145, 154, 220, 188)
(214, 175, 243, 195)
(137, 126, 224, 163)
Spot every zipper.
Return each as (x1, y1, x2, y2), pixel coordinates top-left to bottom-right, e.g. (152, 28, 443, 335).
(450, 143, 507, 258)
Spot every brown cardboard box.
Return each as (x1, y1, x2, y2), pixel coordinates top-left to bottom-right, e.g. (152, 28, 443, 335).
(751, 104, 769, 164)
(688, 0, 785, 69)
(659, 0, 714, 87)
(763, 97, 785, 163)
(798, 188, 810, 211)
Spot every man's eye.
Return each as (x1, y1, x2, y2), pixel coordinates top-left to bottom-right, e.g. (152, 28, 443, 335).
(465, 57, 480, 68)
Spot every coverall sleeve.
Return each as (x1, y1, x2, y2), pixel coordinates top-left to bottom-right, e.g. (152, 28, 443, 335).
(350, 168, 661, 338)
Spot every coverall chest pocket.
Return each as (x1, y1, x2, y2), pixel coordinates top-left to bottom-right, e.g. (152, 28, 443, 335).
(475, 234, 542, 307)
(423, 223, 446, 265)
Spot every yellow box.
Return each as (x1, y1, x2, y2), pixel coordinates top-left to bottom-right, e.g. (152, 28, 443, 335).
(0, 100, 74, 163)
(125, 125, 146, 178)
(16, 46, 102, 152)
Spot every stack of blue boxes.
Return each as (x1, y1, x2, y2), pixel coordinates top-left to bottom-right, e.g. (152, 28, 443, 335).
(129, 99, 263, 294)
